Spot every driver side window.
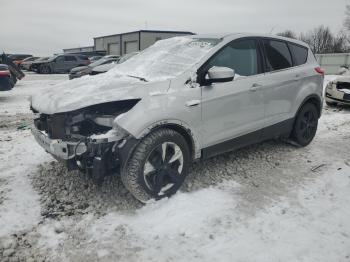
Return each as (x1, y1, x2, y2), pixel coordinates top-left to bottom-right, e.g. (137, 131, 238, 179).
(55, 56, 64, 62)
(207, 39, 258, 77)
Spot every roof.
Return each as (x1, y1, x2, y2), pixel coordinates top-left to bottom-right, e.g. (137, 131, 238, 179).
(191, 33, 309, 47)
(93, 30, 195, 39)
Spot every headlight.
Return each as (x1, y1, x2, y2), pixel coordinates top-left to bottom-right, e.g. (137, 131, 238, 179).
(326, 82, 334, 89)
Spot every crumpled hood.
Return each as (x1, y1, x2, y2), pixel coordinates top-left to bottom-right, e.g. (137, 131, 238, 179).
(31, 73, 170, 114)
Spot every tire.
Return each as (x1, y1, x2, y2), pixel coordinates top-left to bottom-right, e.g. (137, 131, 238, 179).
(326, 101, 337, 107)
(292, 103, 319, 146)
(40, 65, 51, 74)
(121, 128, 191, 203)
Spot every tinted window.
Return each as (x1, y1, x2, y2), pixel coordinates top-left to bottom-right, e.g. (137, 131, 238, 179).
(65, 56, 77, 61)
(207, 39, 258, 76)
(263, 40, 292, 71)
(288, 43, 308, 66)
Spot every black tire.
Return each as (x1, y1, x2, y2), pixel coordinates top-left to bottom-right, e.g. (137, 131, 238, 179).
(292, 103, 319, 146)
(40, 65, 51, 74)
(326, 101, 337, 107)
(121, 128, 191, 203)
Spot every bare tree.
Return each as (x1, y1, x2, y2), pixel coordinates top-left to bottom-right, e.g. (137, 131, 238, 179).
(344, 5, 350, 31)
(300, 26, 335, 54)
(277, 30, 297, 39)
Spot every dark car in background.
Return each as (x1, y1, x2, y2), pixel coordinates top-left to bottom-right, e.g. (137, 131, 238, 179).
(29, 57, 49, 71)
(69, 57, 119, 79)
(90, 52, 138, 75)
(21, 57, 40, 70)
(8, 54, 32, 66)
(31, 54, 90, 74)
(0, 64, 13, 91)
(0, 53, 26, 91)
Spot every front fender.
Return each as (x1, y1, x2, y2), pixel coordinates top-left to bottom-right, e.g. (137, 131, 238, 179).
(114, 81, 202, 159)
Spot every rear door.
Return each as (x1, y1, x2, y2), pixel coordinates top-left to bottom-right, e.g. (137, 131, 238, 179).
(200, 38, 266, 150)
(63, 55, 78, 71)
(260, 38, 298, 127)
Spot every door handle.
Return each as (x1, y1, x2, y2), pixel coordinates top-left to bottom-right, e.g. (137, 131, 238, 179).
(250, 83, 262, 92)
(186, 100, 201, 107)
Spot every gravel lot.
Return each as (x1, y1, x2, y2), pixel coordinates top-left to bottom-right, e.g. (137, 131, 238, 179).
(0, 73, 349, 262)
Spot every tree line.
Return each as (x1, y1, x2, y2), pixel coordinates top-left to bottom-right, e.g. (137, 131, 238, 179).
(277, 5, 350, 54)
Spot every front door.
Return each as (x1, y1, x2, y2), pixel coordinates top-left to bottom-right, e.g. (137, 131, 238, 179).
(200, 39, 265, 150)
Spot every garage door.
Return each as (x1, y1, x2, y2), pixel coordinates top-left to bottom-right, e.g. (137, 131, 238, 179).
(108, 43, 120, 55)
(125, 41, 138, 54)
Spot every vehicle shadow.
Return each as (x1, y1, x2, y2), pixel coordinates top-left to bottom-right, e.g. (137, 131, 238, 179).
(31, 138, 308, 218)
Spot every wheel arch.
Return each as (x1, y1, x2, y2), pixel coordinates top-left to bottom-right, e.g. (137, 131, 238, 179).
(135, 121, 201, 160)
(295, 94, 322, 119)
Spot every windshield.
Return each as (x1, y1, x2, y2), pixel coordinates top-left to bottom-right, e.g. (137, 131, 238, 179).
(107, 36, 221, 81)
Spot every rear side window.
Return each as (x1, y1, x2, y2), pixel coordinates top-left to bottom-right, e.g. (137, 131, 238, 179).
(263, 40, 292, 71)
(65, 56, 77, 61)
(288, 43, 308, 66)
(207, 39, 258, 76)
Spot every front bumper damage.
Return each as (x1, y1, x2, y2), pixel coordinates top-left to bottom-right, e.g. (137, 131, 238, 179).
(325, 81, 350, 104)
(31, 124, 138, 182)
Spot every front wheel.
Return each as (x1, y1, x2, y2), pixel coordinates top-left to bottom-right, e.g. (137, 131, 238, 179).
(40, 65, 51, 74)
(291, 103, 319, 146)
(121, 128, 191, 203)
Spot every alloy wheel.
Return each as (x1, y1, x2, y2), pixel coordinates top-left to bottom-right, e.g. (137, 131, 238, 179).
(143, 142, 184, 198)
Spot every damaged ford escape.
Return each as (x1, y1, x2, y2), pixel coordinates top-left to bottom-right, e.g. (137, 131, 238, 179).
(31, 33, 324, 202)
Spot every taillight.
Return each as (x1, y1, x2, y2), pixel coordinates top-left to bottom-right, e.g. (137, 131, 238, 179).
(315, 67, 325, 76)
(0, 70, 10, 77)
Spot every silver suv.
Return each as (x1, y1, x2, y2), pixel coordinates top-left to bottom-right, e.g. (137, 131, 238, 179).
(31, 33, 324, 202)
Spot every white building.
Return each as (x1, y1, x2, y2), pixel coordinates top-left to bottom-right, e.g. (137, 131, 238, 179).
(93, 30, 194, 55)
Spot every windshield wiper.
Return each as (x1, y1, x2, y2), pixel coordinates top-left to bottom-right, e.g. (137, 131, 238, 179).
(127, 75, 148, 82)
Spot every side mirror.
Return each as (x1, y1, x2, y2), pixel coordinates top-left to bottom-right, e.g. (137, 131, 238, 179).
(207, 66, 235, 84)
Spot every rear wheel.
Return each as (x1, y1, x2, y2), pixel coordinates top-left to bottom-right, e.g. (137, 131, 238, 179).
(292, 103, 319, 146)
(121, 128, 191, 203)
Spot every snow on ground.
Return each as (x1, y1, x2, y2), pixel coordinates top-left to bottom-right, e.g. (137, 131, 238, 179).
(0, 73, 350, 261)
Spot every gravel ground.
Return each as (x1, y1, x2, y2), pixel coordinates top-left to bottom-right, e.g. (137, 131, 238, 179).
(0, 73, 349, 261)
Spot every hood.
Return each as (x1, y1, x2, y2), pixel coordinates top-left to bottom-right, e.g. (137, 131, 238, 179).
(31, 73, 170, 114)
(70, 66, 90, 73)
(332, 75, 350, 83)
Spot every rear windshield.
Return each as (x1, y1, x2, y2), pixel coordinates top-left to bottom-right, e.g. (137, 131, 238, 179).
(288, 43, 308, 66)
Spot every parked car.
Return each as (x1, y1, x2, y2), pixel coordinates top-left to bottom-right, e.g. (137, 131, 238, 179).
(69, 57, 119, 79)
(89, 56, 103, 62)
(31, 54, 90, 74)
(21, 56, 39, 70)
(90, 52, 138, 75)
(0, 64, 13, 91)
(31, 34, 324, 203)
(29, 57, 49, 71)
(0, 53, 25, 88)
(325, 66, 350, 106)
(8, 54, 33, 66)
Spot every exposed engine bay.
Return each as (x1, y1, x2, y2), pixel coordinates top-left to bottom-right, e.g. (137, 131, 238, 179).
(31, 99, 140, 182)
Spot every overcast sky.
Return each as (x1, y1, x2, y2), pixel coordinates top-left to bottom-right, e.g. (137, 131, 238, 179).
(1, 0, 347, 55)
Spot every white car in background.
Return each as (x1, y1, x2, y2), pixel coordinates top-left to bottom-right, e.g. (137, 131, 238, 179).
(325, 66, 350, 106)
